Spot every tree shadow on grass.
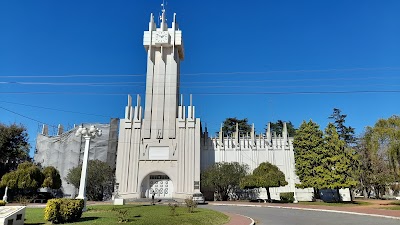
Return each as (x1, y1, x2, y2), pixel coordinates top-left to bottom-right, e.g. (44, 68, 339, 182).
(24, 223, 45, 225)
(79, 216, 99, 222)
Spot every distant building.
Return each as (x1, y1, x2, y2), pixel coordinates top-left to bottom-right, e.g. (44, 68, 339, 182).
(34, 119, 118, 197)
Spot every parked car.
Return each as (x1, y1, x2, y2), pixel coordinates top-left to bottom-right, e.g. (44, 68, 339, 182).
(192, 192, 205, 204)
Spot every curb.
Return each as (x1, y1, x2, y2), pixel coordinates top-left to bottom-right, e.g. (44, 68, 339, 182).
(211, 203, 400, 221)
(239, 213, 255, 225)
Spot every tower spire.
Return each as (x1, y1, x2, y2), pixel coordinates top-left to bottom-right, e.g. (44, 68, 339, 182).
(159, 0, 167, 30)
(161, 0, 166, 13)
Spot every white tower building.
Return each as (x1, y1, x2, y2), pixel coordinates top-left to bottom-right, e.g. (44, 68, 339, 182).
(115, 9, 201, 199)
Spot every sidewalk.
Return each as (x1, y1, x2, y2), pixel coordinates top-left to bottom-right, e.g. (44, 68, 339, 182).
(209, 199, 400, 220)
(223, 212, 254, 225)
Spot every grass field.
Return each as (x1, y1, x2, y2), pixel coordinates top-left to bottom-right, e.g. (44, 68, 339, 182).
(385, 201, 400, 210)
(24, 204, 229, 225)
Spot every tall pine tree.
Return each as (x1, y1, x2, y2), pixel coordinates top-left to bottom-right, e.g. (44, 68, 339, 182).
(328, 108, 356, 146)
(293, 120, 324, 189)
(317, 124, 357, 191)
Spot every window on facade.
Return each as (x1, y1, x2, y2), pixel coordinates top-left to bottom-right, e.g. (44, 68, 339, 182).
(150, 175, 170, 179)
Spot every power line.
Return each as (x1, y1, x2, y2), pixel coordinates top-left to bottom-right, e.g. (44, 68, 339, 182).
(0, 106, 57, 128)
(0, 81, 145, 86)
(181, 67, 400, 76)
(1, 76, 399, 86)
(1, 90, 400, 96)
(182, 83, 400, 89)
(1, 66, 400, 78)
(0, 101, 112, 118)
(0, 74, 146, 78)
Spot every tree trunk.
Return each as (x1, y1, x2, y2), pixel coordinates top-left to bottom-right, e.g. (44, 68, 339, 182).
(349, 187, 354, 202)
(360, 179, 368, 199)
(362, 187, 368, 199)
(313, 187, 320, 201)
(266, 188, 272, 203)
(335, 188, 341, 202)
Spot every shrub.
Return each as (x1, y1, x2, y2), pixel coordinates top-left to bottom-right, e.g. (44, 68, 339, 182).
(0, 200, 6, 206)
(184, 198, 198, 213)
(15, 195, 33, 206)
(280, 192, 295, 203)
(112, 207, 129, 223)
(44, 198, 84, 224)
(168, 203, 179, 216)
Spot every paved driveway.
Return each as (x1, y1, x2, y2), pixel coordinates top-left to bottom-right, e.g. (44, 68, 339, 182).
(203, 205, 400, 225)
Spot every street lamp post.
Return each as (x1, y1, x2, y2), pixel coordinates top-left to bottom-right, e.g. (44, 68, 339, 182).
(75, 125, 102, 211)
(292, 177, 298, 203)
(2, 186, 8, 203)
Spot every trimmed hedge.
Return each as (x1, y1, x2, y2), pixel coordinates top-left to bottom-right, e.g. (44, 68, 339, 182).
(0, 200, 6, 206)
(44, 198, 84, 224)
(280, 192, 295, 203)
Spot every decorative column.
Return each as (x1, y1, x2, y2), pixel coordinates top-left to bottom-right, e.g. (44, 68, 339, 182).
(75, 125, 102, 211)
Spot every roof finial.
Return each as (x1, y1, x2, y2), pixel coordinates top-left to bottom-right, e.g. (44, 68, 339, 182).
(161, 0, 166, 13)
(159, 0, 167, 27)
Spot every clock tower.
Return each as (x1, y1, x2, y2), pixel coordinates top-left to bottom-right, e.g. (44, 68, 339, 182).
(142, 9, 184, 140)
(115, 9, 201, 200)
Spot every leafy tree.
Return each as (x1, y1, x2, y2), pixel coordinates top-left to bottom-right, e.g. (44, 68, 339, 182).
(360, 129, 395, 198)
(315, 123, 358, 200)
(328, 108, 356, 146)
(0, 123, 31, 178)
(293, 120, 324, 190)
(240, 162, 287, 202)
(267, 120, 297, 137)
(219, 117, 251, 136)
(328, 108, 360, 200)
(366, 115, 400, 176)
(66, 160, 114, 201)
(0, 162, 44, 191)
(356, 120, 398, 198)
(201, 162, 248, 201)
(42, 166, 62, 190)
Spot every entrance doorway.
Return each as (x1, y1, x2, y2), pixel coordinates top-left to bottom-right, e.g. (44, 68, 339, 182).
(149, 175, 172, 199)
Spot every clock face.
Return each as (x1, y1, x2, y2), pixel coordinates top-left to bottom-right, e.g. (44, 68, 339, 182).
(155, 31, 169, 44)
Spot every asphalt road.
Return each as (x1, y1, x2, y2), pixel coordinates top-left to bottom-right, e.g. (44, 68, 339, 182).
(202, 205, 400, 225)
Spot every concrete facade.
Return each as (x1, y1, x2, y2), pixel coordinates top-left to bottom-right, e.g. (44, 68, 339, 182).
(115, 9, 313, 201)
(34, 120, 118, 198)
(115, 10, 201, 200)
(201, 123, 313, 201)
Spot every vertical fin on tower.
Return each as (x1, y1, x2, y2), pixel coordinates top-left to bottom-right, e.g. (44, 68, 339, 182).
(133, 94, 142, 129)
(251, 123, 255, 148)
(283, 122, 288, 146)
(125, 95, 132, 120)
(266, 122, 272, 145)
(188, 94, 195, 119)
(134, 94, 141, 120)
(42, 124, 48, 136)
(234, 123, 239, 146)
(57, 124, 63, 136)
(219, 124, 224, 148)
(178, 94, 184, 120)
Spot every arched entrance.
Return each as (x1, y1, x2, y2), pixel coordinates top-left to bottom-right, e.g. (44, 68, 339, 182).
(141, 172, 174, 199)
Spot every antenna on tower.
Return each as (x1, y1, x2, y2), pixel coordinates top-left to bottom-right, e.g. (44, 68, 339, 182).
(159, 0, 167, 24)
(161, 0, 166, 13)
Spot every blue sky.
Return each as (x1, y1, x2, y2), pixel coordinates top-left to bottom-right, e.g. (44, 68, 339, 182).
(1, 0, 399, 156)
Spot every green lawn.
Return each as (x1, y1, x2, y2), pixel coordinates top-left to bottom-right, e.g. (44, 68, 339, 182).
(385, 206, 400, 210)
(25, 204, 229, 225)
(385, 201, 400, 210)
(297, 201, 371, 207)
